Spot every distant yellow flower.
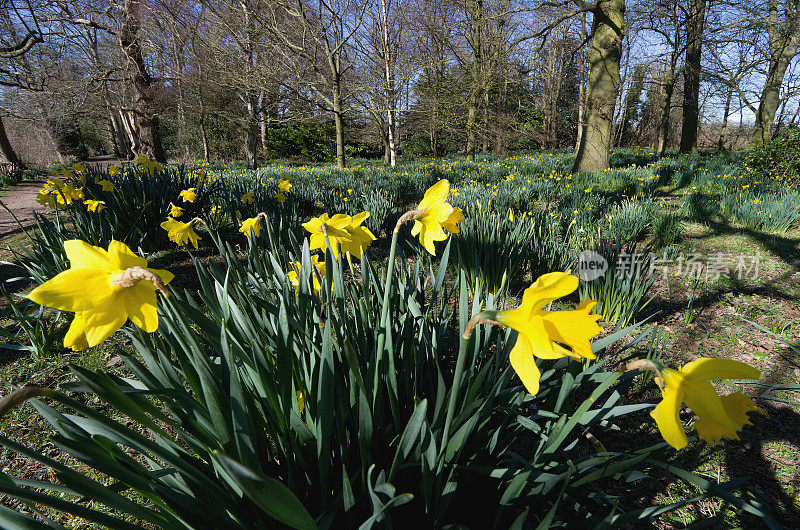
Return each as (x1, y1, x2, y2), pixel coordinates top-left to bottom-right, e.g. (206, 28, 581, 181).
(275, 192, 286, 203)
(161, 218, 201, 249)
(211, 205, 222, 215)
(108, 164, 120, 176)
(136, 154, 164, 173)
(179, 188, 197, 203)
(98, 179, 115, 192)
(411, 180, 462, 255)
(242, 191, 255, 204)
(73, 162, 86, 174)
(26, 240, 173, 351)
(170, 204, 184, 218)
(492, 272, 602, 396)
(287, 255, 326, 294)
(193, 169, 207, 180)
(651, 358, 763, 450)
(85, 200, 106, 212)
(239, 216, 261, 238)
(279, 179, 292, 192)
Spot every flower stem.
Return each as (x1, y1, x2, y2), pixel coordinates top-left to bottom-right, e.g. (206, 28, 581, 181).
(373, 226, 400, 402)
(440, 324, 470, 468)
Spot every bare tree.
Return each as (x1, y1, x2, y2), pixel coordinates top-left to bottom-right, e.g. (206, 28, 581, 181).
(679, 0, 705, 153)
(748, 0, 800, 145)
(265, 0, 369, 169)
(570, 0, 626, 172)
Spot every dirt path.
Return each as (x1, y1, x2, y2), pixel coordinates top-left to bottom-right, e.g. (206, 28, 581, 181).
(0, 181, 48, 238)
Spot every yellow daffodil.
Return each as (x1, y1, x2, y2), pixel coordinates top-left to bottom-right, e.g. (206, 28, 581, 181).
(211, 205, 222, 215)
(275, 192, 286, 203)
(279, 179, 292, 192)
(240, 216, 261, 238)
(73, 162, 86, 174)
(26, 240, 173, 351)
(36, 189, 56, 209)
(193, 169, 207, 180)
(287, 255, 326, 294)
(339, 211, 376, 259)
(471, 272, 602, 396)
(411, 179, 462, 255)
(650, 358, 764, 450)
(98, 179, 115, 192)
(170, 204, 184, 218)
(85, 200, 106, 212)
(242, 191, 255, 204)
(136, 154, 164, 173)
(302, 213, 353, 258)
(108, 164, 120, 176)
(161, 218, 201, 249)
(179, 188, 197, 203)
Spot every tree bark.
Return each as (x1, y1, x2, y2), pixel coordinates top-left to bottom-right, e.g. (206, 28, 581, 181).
(679, 0, 706, 154)
(575, 13, 588, 151)
(572, 0, 625, 173)
(751, 54, 797, 146)
(0, 116, 24, 169)
(656, 65, 677, 156)
(379, 0, 397, 167)
(119, 0, 166, 163)
(332, 76, 346, 169)
(259, 90, 270, 151)
(718, 83, 733, 150)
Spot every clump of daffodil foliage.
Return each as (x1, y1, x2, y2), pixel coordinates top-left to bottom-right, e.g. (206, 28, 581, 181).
(0, 157, 785, 528)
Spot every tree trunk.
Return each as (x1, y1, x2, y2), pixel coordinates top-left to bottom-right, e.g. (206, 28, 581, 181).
(679, 0, 705, 154)
(332, 77, 346, 169)
(575, 13, 588, 150)
(259, 90, 270, 151)
(751, 54, 794, 146)
(656, 66, 677, 156)
(718, 83, 733, 150)
(195, 42, 211, 163)
(245, 94, 259, 169)
(0, 116, 24, 169)
(572, 0, 625, 173)
(119, 0, 166, 163)
(379, 0, 397, 167)
(119, 110, 140, 157)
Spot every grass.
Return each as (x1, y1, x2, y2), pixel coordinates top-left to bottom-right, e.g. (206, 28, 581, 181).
(1, 150, 799, 526)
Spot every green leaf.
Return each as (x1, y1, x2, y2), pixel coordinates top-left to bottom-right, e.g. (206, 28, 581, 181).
(215, 453, 317, 530)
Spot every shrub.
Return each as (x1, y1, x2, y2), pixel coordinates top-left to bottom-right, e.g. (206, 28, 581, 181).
(745, 127, 800, 180)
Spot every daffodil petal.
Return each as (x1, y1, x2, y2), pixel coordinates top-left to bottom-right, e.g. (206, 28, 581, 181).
(527, 272, 579, 312)
(82, 296, 129, 346)
(418, 179, 449, 210)
(683, 380, 739, 429)
(694, 415, 739, 444)
(681, 358, 761, 383)
(27, 269, 115, 312)
(64, 240, 112, 271)
(650, 385, 688, 450)
(64, 313, 89, 352)
(508, 333, 541, 395)
(148, 268, 174, 286)
(541, 307, 602, 359)
(107, 241, 147, 269)
(125, 284, 158, 332)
